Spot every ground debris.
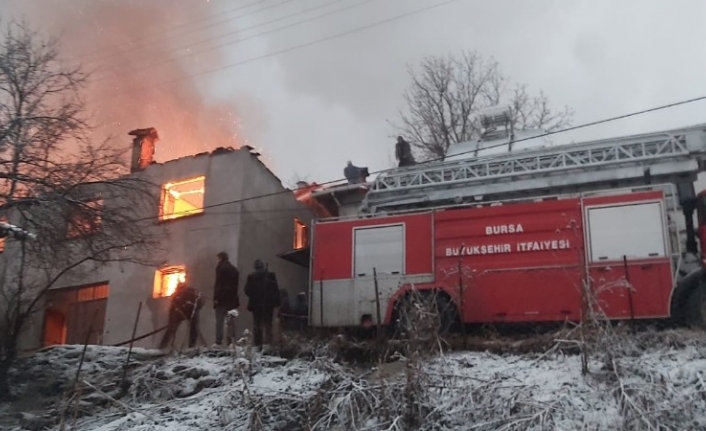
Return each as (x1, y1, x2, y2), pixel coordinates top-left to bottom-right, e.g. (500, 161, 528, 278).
(16, 412, 56, 431)
(2, 329, 706, 430)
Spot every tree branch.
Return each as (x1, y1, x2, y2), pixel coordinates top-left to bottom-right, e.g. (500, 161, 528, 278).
(393, 50, 574, 160)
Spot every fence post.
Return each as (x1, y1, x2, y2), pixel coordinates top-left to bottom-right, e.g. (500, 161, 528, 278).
(458, 257, 466, 350)
(622, 255, 635, 329)
(319, 271, 325, 336)
(373, 267, 382, 342)
(121, 301, 142, 394)
(60, 308, 99, 431)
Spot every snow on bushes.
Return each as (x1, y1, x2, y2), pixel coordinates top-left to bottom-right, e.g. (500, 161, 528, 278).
(3, 329, 706, 430)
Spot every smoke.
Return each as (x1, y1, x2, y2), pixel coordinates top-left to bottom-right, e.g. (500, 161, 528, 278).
(5, 0, 257, 162)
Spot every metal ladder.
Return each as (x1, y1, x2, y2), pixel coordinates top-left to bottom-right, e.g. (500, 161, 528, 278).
(362, 124, 706, 213)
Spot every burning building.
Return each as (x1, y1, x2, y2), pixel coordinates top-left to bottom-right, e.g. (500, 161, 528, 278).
(12, 129, 313, 350)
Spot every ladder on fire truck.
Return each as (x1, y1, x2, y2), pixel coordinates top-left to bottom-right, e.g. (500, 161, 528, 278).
(361, 122, 706, 214)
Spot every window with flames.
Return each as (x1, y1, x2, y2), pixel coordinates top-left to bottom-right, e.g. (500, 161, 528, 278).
(153, 266, 186, 298)
(293, 218, 308, 250)
(67, 198, 103, 239)
(159, 176, 205, 221)
(76, 283, 110, 302)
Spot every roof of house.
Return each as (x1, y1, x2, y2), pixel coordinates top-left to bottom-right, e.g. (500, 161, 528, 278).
(145, 145, 289, 189)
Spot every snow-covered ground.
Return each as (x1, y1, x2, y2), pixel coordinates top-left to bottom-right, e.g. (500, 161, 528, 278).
(4, 329, 706, 430)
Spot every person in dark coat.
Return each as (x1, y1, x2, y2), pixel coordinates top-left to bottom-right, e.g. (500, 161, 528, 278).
(159, 281, 204, 349)
(344, 161, 369, 184)
(213, 251, 240, 346)
(293, 292, 308, 331)
(278, 289, 291, 329)
(244, 259, 281, 348)
(395, 136, 416, 167)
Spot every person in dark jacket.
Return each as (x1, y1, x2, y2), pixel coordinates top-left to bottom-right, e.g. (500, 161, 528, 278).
(344, 161, 370, 184)
(344, 161, 361, 184)
(293, 292, 308, 331)
(244, 259, 280, 348)
(278, 289, 294, 330)
(214, 251, 240, 346)
(395, 136, 416, 167)
(159, 281, 204, 349)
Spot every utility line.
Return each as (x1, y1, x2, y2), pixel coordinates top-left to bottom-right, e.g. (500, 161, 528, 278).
(86, 0, 298, 67)
(90, 0, 371, 83)
(77, 0, 280, 64)
(446, 95, 706, 159)
(125, 94, 706, 224)
(89, 0, 463, 103)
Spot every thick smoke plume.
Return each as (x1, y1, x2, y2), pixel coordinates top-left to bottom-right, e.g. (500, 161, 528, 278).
(6, 0, 247, 162)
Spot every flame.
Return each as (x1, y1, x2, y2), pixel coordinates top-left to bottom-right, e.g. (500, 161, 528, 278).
(163, 271, 186, 297)
(160, 176, 206, 221)
(154, 266, 186, 297)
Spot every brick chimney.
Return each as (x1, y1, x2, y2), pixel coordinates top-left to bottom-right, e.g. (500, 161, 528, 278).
(129, 128, 159, 173)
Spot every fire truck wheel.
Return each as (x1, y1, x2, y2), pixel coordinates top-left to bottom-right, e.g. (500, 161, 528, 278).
(685, 286, 706, 329)
(392, 291, 459, 338)
(435, 294, 460, 333)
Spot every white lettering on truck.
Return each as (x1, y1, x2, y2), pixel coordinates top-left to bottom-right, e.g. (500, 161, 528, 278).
(443, 223, 571, 257)
(444, 240, 570, 257)
(516, 239, 570, 252)
(485, 224, 524, 235)
(445, 244, 512, 256)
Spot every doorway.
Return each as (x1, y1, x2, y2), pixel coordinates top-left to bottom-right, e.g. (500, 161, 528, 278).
(42, 309, 66, 346)
(42, 282, 109, 347)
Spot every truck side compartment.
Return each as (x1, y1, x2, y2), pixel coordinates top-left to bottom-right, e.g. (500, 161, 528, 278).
(310, 213, 434, 327)
(433, 197, 583, 323)
(583, 191, 674, 319)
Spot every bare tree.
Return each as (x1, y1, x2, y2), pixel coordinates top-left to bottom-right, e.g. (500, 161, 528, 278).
(394, 51, 574, 160)
(0, 21, 166, 400)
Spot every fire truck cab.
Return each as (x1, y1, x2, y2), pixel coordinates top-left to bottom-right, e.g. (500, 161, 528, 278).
(307, 118, 706, 332)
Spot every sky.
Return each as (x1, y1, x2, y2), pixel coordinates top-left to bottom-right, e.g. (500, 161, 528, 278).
(4, 0, 706, 187)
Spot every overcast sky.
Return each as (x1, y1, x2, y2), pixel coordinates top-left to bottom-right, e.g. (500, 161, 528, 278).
(6, 0, 706, 187)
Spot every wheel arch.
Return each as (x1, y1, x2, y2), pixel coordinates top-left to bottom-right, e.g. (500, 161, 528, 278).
(385, 283, 461, 327)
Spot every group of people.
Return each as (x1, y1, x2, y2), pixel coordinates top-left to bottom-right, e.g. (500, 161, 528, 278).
(158, 136, 419, 349)
(158, 252, 298, 350)
(345, 136, 416, 184)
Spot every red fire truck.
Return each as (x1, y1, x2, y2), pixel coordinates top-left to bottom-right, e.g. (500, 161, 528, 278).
(307, 117, 706, 332)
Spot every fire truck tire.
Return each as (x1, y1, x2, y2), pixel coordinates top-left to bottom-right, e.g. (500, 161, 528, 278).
(392, 290, 459, 337)
(435, 294, 460, 333)
(685, 285, 706, 329)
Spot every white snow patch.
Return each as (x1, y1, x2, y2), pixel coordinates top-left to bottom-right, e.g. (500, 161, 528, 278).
(5, 332, 706, 430)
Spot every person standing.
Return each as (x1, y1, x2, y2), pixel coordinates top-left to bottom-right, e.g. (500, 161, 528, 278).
(293, 292, 308, 331)
(244, 259, 281, 349)
(213, 251, 240, 347)
(278, 289, 293, 330)
(395, 136, 416, 167)
(159, 281, 204, 350)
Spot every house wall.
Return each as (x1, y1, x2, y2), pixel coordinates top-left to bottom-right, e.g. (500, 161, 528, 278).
(97, 150, 248, 349)
(14, 147, 312, 351)
(235, 152, 312, 337)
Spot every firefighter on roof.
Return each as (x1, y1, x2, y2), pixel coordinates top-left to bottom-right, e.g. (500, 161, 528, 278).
(244, 259, 281, 349)
(395, 136, 416, 167)
(159, 279, 204, 350)
(344, 161, 368, 184)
